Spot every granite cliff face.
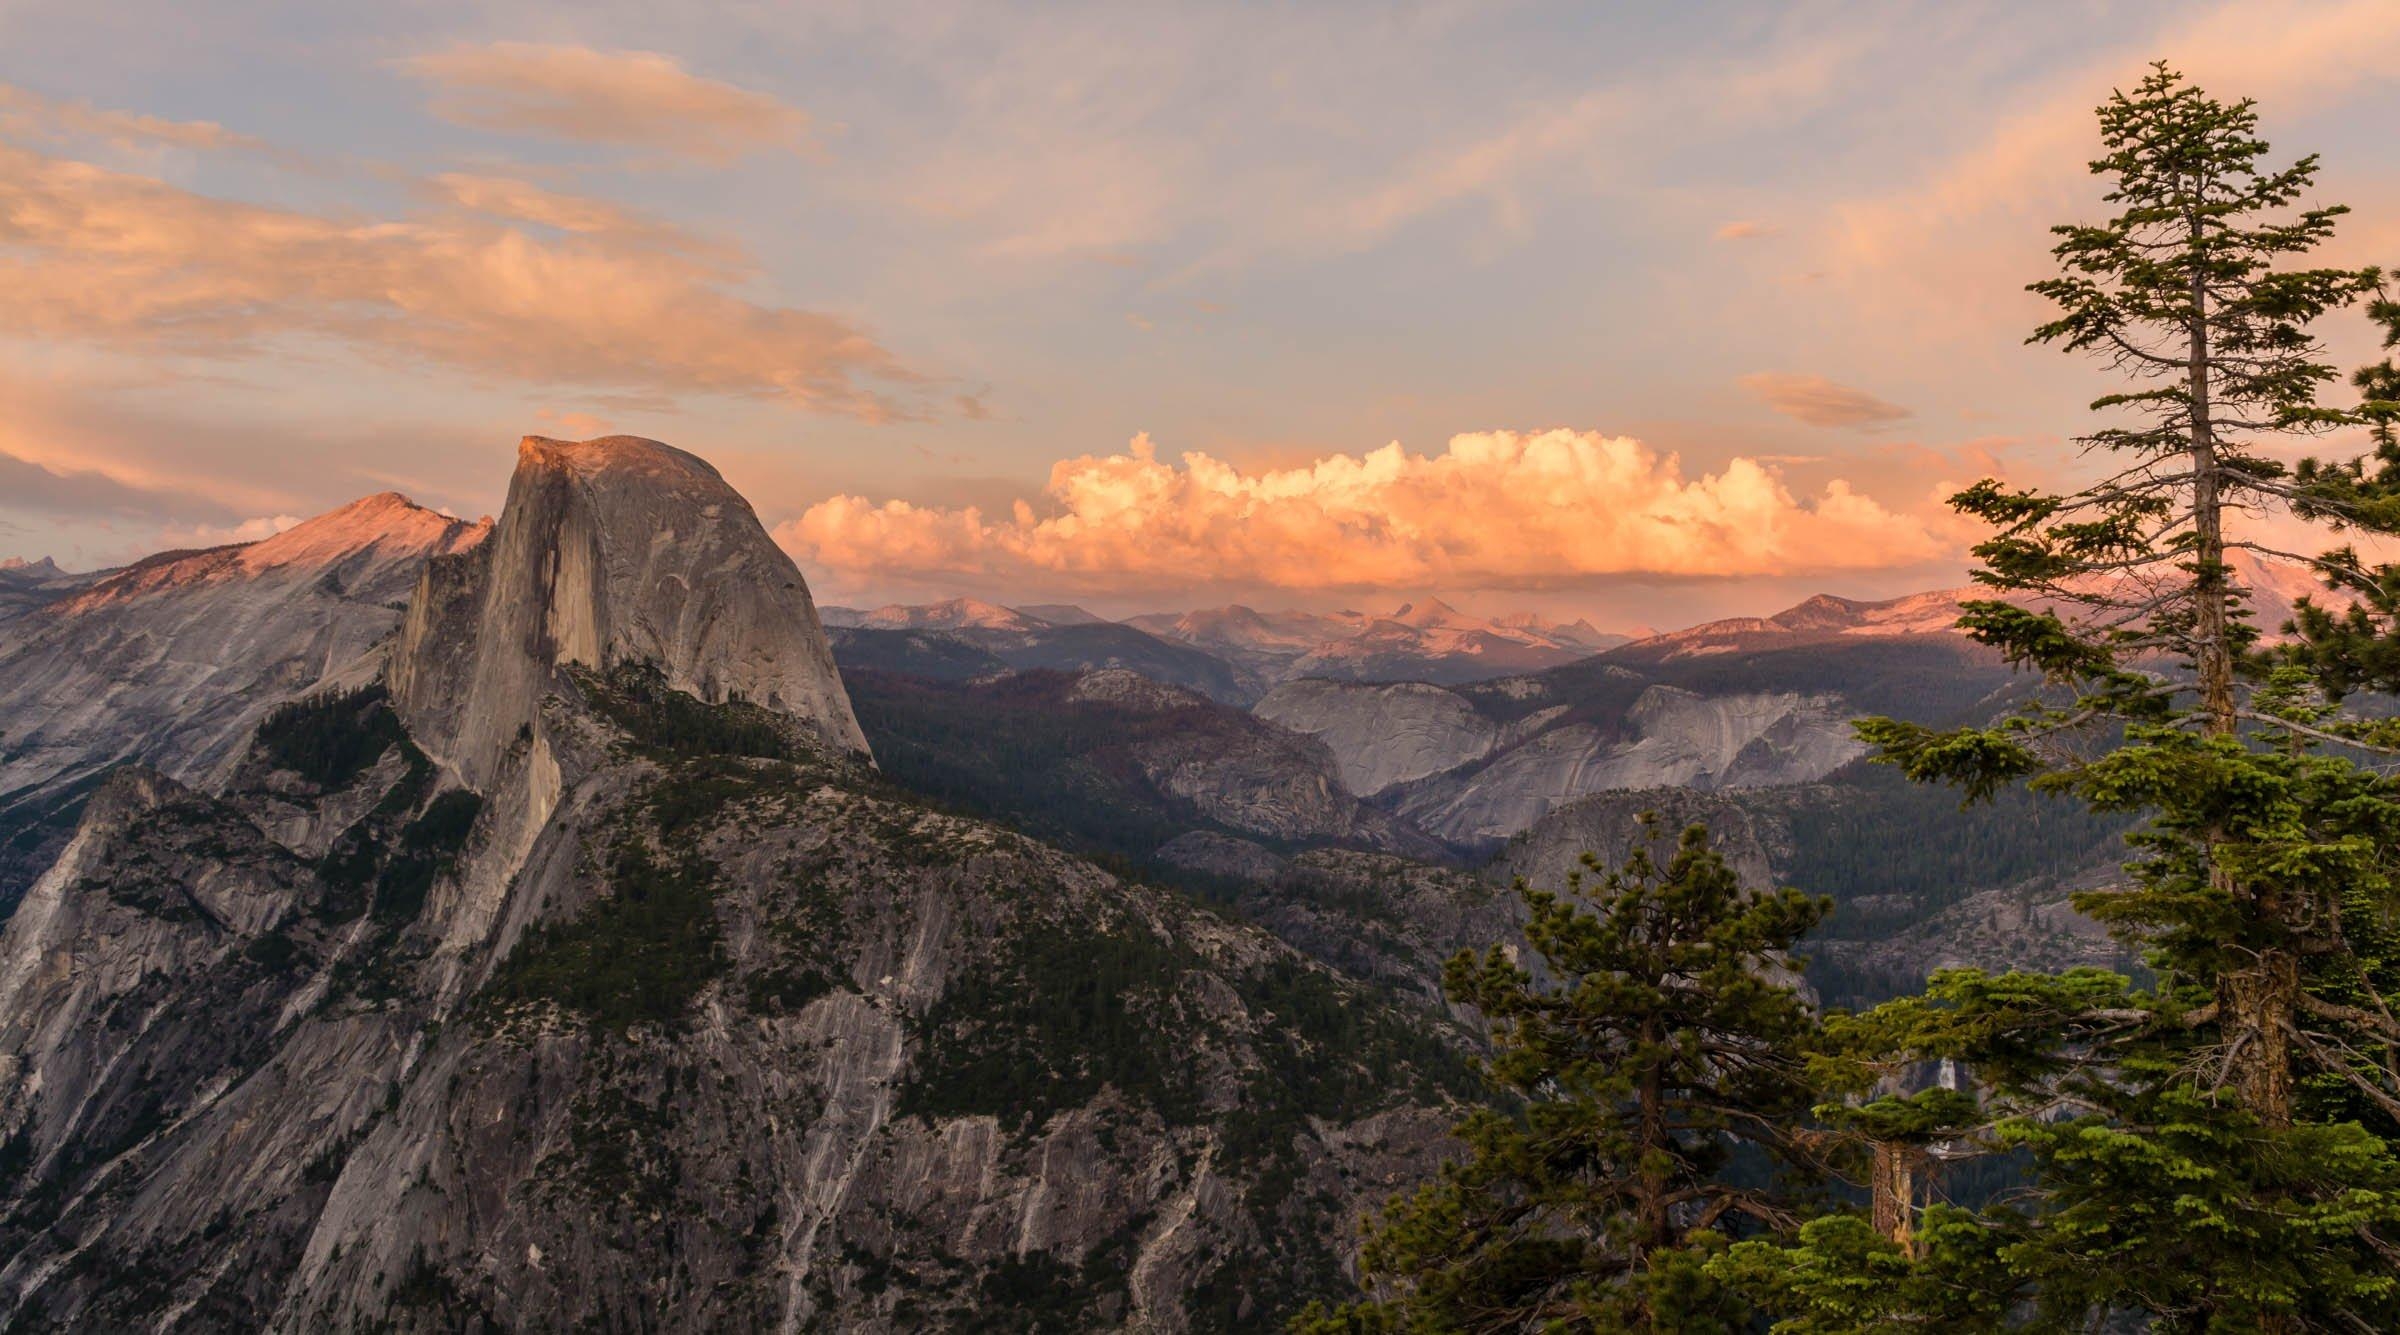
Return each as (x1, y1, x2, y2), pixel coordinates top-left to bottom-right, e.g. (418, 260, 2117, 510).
(841, 666, 1449, 875)
(0, 495, 488, 913)
(1263, 673, 1866, 849)
(0, 436, 1465, 1331)
(1255, 679, 1501, 797)
(391, 436, 866, 790)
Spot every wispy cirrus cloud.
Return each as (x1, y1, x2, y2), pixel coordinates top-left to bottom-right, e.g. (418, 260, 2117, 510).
(1817, 0, 2400, 338)
(397, 42, 810, 163)
(1740, 373, 1913, 430)
(0, 136, 929, 419)
(0, 81, 279, 157)
(779, 428, 1952, 600)
(423, 171, 741, 261)
(0, 447, 229, 523)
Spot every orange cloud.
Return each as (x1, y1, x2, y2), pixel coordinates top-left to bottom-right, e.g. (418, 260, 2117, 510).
(398, 42, 808, 163)
(0, 138, 926, 418)
(0, 82, 278, 157)
(1714, 220, 1777, 241)
(1740, 372, 1912, 430)
(780, 429, 1954, 596)
(425, 171, 741, 261)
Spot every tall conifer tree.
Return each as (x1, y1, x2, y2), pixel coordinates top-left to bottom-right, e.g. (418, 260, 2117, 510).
(1763, 63, 2400, 1330)
(1297, 823, 1830, 1333)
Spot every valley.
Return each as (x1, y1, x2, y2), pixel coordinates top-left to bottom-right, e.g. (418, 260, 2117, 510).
(0, 435, 2158, 1327)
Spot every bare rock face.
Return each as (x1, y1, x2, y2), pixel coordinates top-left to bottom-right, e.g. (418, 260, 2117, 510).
(0, 663, 1466, 1331)
(391, 436, 866, 788)
(1493, 787, 1790, 896)
(1366, 687, 1862, 848)
(0, 438, 1465, 1331)
(1255, 678, 1501, 797)
(0, 494, 488, 912)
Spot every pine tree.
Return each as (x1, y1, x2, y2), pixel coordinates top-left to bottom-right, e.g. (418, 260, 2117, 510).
(1771, 62, 2400, 1330)
(1862, 57, 2382, 1131)
(1295, 822, 1830, 1333)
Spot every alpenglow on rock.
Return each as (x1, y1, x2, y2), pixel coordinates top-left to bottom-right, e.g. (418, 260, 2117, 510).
(391, 435, 866, 786)
(0, 493, 489, 912)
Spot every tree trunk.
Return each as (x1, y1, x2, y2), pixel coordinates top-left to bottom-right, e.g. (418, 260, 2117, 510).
(2224, 949, 2299, 1126)
(2186, 229, 2235, 738)
(1869, 1142, 1923, 1259)
(2184, 211, 2296, 1141)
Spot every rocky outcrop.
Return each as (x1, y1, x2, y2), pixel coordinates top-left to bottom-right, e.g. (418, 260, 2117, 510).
(1077, 672, 1448, 859)
(0, 663, 1465, 1331)
(0, 439, 1469, 1332)
(390, 436, 866, 789)
(0, 494, 487, 913)
(1154, 831, 1289, 883)
(1259, 662, 1865, 851)
(1492, 787, 1790, 896)
(1255, 679, 1501, 796)
(0, 557, 94, 626)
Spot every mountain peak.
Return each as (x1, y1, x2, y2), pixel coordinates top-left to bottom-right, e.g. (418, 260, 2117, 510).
(241, 491, 489, 574)
(394, 432, 866, 787)
(62, 491, 488, 611)
(517, 433, 725, 484)
(1388, 597, 1468, 629)
(860, 596, 1039, 631)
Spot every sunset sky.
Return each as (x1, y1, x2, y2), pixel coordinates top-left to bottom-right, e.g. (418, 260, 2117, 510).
(8, 0, 2400, 627)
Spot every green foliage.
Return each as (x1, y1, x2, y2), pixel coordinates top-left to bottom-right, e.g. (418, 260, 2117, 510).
(1306, 822, 1830, 1332)
(1771, 63, 2400, 1333)
(371, 788, 482, 925)
(483, 836, 726, 1032)
(1996, 1085, 2400, 1329)
(1713, 1208, 2023, 1333)
(844, 669, 1271, 869)
(255, 685, 407, 788)
(576, 660, 801, 761)
(1782, 762, 2132, 956)
(897, 918, 1202, 1130)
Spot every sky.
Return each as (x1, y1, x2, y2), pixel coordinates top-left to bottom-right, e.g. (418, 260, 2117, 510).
(6, 0, 2400, 629)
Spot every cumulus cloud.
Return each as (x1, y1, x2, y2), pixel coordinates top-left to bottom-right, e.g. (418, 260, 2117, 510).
(779, 429, 1952, 597)
(534, 407, 615, 438)
(0, 138, 927, 418)
(398, 42, 809, 163)
(1740, 373, 1912, 430)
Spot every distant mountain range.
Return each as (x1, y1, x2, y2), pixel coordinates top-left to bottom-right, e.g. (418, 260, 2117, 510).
(821, 595, 1635, 696)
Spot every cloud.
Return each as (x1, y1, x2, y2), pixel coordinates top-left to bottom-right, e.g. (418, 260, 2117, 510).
(0, 137, 929, 419)
(779, 428, 1951, 598)
(0, 446, 222, 521)
(534, 407, 614, 438)
(1740, 373, 1913, 429)
(0, 82, 279, 157)
(397, 42, 808, 163)
(1714, 220, 1778, 241)
(156, 514, 303, 549)
(1819, 0, 2400, 338)
(1291, 31, 1861, 258)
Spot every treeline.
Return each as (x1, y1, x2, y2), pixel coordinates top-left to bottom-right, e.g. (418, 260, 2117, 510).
(1306, 65, 2400, 1331)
